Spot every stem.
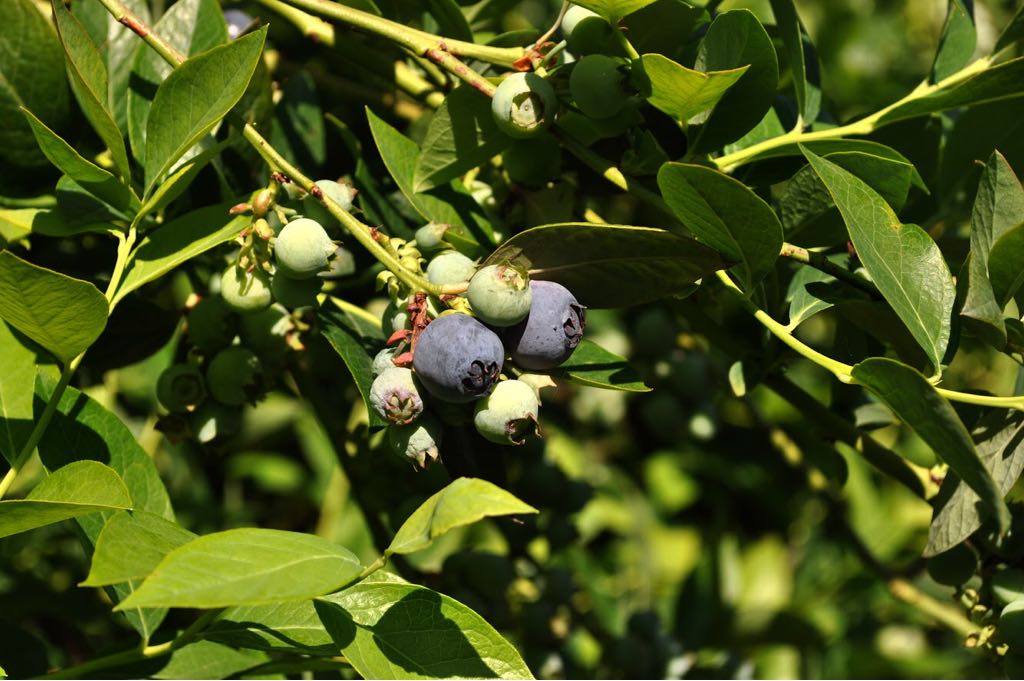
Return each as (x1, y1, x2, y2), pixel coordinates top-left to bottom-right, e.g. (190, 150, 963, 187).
(532, 1, 569, 52)
(94, 0, 442, 296)
(0, 228, 137, 500)
(888, 578, 977, 638)
(423, 47, 496, 96)
(612, 24, 640, 60)
(779, 243, 879, 298)
(714, 56, 994, 172)
(273, 0, 525, 67)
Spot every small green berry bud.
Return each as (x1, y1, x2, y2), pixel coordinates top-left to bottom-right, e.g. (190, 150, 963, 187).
(426, 251, 477, 286)
(473, 379, 540, 445)
(221, 266, 274, 314)
(387, 414, 444, 468)
(415, 222, 450, 252)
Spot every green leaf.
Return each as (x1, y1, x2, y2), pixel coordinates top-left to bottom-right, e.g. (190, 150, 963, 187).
(269, 71, 326, 171)
(634, 53, 748, 121)
(366, 107, 494, 257)
(21, 108, 137, 213)
(570, 0, 656, 20)
(0, 0, 71, 169)
(786, 266, 834, 328)
(144, 27, 267, 193)
(387, 478, 536, 556)
(127, 0, 228, 163)
(938, 100, 1024, 198)
(802, 148, 955, 371)
(0, 320, 35, 464)
(0, 251, 108, 363)
(932, 0, 976, 82)
(82, 511, 196, 586)
(961, 151, 1024, 346)
(318, 302, 386, 431)
(875, 56, 1024, 127)
(135, 140, 231, 222)
(0, 461, 131, 538)
(315, 573, 534, 680)
(769, 0, 821, 124)
(657, 163, 782, 291)
(117, 202, 248, 303)
(690, 9, 779, 152)
(51, 0, 131, 181)
(724, 137, 922, 168)
(926, 411, 1024, 556)
(117, 528, 363, 610)
(153, 641, 266, 680)
(483, 222, 727, 308)
(554, 339, 650, 392)
(414, 86, 511, 193)
(994, 4, 1024, 54)
(851, 357, 1010, 537)
(207, 600, 336, 653)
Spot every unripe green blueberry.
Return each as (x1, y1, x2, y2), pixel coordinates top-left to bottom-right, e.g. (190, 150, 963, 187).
(473, 379, 540, 445)
(491, 72, 558, 139)
(562, 4, 614, 55)
(206, 346, 264, 406)
(570, 55, 632, 120)
(370, 367, 424, 425)
(925, 543, 977, 587)
(427, 251, 477, 286)
(387, 413, 444, 468)
(414, 222, 450, 252)
(381, 299, 410, 337)
(503, 137, 562, 187)
(156, 364, 206, 413)
(187, 296, 237, 353)
(274, 218, 335, 278)
(319, 245, 356, 279)
(270, 272, 322, 309)
(302, 179, 356, 228)
(994, 568, 1024, 605)
(220, 266, 273, 314)
(372, 346, 400, 375)
(467, 264, 533, 327)
(189, 401, 243, 443)
(239, 305, 293, 371)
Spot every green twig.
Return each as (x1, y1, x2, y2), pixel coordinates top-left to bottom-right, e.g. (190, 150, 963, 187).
(778, 242, 880, 298)
(888, 578, 978, 638)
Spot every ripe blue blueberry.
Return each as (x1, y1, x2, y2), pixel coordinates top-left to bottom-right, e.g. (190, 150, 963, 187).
(370, 367, 424, 425)
(426, 251, 477, 286)
(505, 280, 586, 369)
(274, 218, 335, 278)
(412, 314, 504, 403)
(473, 379, 540, 445)
(467, 264, 533, 327)
(491, 72, 558, 139)
(387, 413, 444, 468)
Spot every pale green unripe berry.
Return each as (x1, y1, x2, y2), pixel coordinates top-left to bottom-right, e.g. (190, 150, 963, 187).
(156, 364, 206, 413)
(387, 414, 443, 469)
(415, 222, 450, 252)
(426, 251, 477, 286)
(372, 346, 400, 375)
(206, 346, 264, 406)
(562, 4, 614, 55)
(467, 264, 532, 327)
(221, 266, 273, 314)
(274, 218, 335, 278)
(491, 72, 558, 139)
(302, 179, 356, 228)
(370, 367, 424, 425)
(473, 379, 540, 445)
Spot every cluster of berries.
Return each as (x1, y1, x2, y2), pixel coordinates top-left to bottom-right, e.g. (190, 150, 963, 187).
(155, 179, 357, 442)
(371, 234, 586, 468)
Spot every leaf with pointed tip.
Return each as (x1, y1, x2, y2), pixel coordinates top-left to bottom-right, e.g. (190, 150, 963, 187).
(153, 641, 266, 681)
(634, 53, 747, 121)
(51, 0, 131, 181)
(144, 27, 267, 193)
(852, 357, 1010, 538)
(82, 511, 196, 586)
(117, 529, 362, 610)
(657, 163, 782, 291)
(484, 223, 728, 308)
(994, 4, 1024, 54)
(315, 573, 534, 680)
(318, 303, 386, 431)
(0, 252, 108, 363)
(802, 148, 955, 372)
(554, 340, 650, 392)
(769, 0, 821, 124)
(570, 0, 656, 20)
(932, 0, 976, 82)
(0, 321, 35, 465)
(387, 478, 536, 556)
(0, 461, 131, 538)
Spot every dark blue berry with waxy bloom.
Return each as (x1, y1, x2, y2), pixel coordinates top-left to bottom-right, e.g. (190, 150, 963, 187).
(505, 280, 585, 370)
(413, 313, 504, 403)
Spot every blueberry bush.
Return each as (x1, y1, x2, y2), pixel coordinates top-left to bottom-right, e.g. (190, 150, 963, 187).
(1, 0, 1024, 678)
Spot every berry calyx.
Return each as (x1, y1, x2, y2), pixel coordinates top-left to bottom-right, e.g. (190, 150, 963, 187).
(491, 72, 558, 139)
(156, 364, 207, 413)
(370, 367, 424, 425)
(387, 413, 444, 468)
